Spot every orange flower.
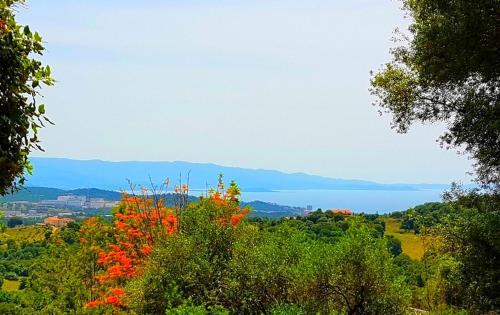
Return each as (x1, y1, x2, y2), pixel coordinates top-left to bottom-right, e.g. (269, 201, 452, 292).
(96, 274, 109, 284)
(127, 228, 143, 238)
(120, 241, 134, 248)
(86, 194, 180, 309)
(86, 300, 104, 308)
(211, 192, 227, 206)
(111, 287, 125, 296)
(105, 295, 123, 307)
(230, 213, 245, 226)
(108, 265, 124, 278)
(140, 245, 152, 255)
(97, 252, 108, 265)
(115, 221, 129, 230)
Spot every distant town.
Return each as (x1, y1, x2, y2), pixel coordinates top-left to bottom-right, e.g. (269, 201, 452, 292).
(1, 194, 119, 220)
(0, 187, 357, 225)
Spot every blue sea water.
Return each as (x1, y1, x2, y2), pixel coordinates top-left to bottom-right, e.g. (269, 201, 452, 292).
(240, 189, 444, 214)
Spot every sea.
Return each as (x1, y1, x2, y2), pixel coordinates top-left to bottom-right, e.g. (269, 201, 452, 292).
(240, 189, 445, 214)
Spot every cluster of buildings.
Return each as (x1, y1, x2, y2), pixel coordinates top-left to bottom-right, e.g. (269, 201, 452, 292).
(1, 195, 119, 219)
(38, 195, 118, 210)
(43, 216, 75, 227)
(3, 208, 45, 219)
(304, 205, 353, 216)
(330, 209, 353, 215)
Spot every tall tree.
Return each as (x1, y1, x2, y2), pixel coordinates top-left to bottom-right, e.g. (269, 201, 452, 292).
(319, 222, 410, 315)
(0, 0, 53, 195)
(438, 187, 500, 311)
(371, 0, 500, 190)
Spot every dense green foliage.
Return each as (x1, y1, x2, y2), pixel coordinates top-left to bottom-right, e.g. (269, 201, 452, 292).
(127, 211, 408, 315)
(371, 0, 500, 188)
(0, 0, 54, 195)
(392, 192, 500, 313)
(437, 188, 500, 311)
(2, 198, 494, 314)
(371, 2, 500, 311)
(6, 217, 22, 228)
(398, 202, 452, 234)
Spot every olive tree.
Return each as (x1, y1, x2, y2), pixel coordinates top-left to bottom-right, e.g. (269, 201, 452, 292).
(371, 0, 500, 190)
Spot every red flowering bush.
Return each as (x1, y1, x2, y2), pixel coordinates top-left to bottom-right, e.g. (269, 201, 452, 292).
(210, 183, 250, 227)
(83, 178, 249, 311)
(84, 193, 179, 309)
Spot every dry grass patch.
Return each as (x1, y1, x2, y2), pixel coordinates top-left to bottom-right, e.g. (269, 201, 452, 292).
(2, 280, 20, 291)
(383, 218, 427, 260)
(0, 226, 46, 244)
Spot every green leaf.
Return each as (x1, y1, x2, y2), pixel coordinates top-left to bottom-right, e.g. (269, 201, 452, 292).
(38, 104, 45, 114)
(25, 162, 34, 175)
(23, 25, 31, 36)
(34, 32, 42, 42)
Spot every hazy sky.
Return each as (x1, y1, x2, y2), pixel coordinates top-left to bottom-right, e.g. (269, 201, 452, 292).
(18, 0, 473, 184)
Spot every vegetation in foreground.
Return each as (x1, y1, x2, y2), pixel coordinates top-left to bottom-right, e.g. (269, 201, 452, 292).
(0, 179, 497, 314)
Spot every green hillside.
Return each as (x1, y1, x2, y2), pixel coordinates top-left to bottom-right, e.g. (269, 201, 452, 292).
(0, 187, 122, 202)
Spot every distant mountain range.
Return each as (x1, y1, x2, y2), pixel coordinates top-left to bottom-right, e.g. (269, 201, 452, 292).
(26, 157, 454, 192)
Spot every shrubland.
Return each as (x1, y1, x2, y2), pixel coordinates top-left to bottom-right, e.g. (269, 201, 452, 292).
(0, 179, 497, 314)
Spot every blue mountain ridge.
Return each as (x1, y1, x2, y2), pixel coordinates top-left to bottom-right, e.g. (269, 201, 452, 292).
(25, 157, 454, 192)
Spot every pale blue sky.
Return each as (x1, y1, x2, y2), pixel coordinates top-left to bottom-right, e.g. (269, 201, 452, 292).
(19, 0, 473, 184)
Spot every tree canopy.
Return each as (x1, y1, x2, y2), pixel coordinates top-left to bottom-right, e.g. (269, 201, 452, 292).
(371, 0, 500, 189)
(0, 0, 53, 195)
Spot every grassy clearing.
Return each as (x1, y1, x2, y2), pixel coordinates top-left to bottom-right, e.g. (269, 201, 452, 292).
(0, 225, 46, 244)
(384, 218, 426, 260)
(2, 279, 20, 291)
